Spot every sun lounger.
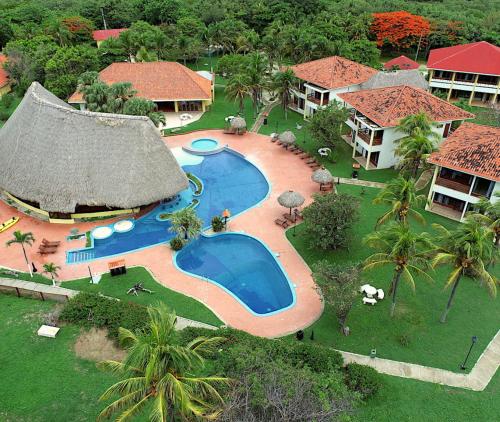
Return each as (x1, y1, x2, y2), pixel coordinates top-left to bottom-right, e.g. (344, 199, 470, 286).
(306, 158, 317, 164)
(300, 154, 311, 160)
(293, 148, 304, 155)
(377, 289, 385, 300)
(363, 297, 377, 306)
(274, 218, 289, 228)
(309, 163, 320, 169)
(283, 213, 297, 224)
(359, 284, 371, 294)
(38, 246, 57, 255)
(288, 146, 298, 152)
(42, 239, 61, 247)
(293, 209, 303, 220)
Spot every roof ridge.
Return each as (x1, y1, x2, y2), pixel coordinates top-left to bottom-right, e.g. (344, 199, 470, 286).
(383, 85, 409, 125)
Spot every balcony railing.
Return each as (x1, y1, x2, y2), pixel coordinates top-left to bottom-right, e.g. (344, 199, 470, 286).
(356, 131, 383, 145)
(435, 176, 471, 194)
(307, 95, 328, 106)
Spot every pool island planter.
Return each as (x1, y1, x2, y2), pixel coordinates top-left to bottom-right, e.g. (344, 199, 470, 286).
(174, 232, 297, 317)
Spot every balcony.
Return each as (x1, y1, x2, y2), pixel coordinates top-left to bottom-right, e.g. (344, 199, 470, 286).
(356, 130, 383, 146)
(435, 176, 471, 194)
(307, 95, 328, 106)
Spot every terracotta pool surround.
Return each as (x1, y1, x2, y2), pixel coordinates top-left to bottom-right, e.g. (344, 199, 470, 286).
(0, 130, 323, 337)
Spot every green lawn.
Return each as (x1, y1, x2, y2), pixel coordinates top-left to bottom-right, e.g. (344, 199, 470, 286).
(259, 107, 400, 183)
(63, 266, 222, 326)
(466, 105, 500, 127)
(0, 294, 116, 421)
(164, 85, 255, 134)
(287, 184, 499, 372)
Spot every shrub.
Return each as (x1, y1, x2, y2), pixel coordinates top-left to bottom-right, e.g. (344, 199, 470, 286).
(59, 292, 148, 340)
(170, 237, 184, 251)
(211, 216, 224, 232)
(398, 333, 411, 347)
(344, 363, 382, 400)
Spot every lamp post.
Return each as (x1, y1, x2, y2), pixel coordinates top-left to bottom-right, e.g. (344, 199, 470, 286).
(460, 336, 478, 370)
(222, 209, 231, 230)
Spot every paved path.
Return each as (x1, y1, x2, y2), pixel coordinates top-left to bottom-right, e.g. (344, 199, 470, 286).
(334, 177, 386, 189)
(415, 169, 434, 191)
(338, 329, 499, 391)
(0, 277, 78, 301)
(176, 316, 218, 331)
(250, 100, 279, 133)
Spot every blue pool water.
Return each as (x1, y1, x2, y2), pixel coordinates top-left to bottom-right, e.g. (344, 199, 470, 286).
(67, 149, 269, 263)
(191, 138, 219, 151)
(175, 234, 295, 315)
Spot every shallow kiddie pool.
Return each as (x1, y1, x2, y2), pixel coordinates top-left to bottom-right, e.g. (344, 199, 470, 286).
(191, 138, 219, 151)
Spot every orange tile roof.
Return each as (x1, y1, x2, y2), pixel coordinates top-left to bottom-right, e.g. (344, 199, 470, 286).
(290, 56, 378, 90)
(0, 54, 9, 88)
(92, 28, 127, 41)
(68, 62, 212, 103)
(338, 85, 474, 127)
(428, 122, 500, 182)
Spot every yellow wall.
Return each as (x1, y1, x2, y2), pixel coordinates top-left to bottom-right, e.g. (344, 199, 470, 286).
(71, 208, 139, 219)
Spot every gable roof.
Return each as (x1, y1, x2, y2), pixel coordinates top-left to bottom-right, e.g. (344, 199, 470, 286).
(69, 62, 212, 103)
(338, 85, 474, 127)
(427, 41, 500, 75)
(361, 70, 428, 90)
(0, 54, 9, 88)
(92, 28, 127, 41)
(290, 56, 378, 90)
(383, 55, 420, 70)
(0, 82, 188, 213)
(428, 123, 500, 182)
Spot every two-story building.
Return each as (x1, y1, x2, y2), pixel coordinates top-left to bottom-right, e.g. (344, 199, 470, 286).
(288, 56, 378, 118)
(427, 41, 500, 107)
(338, 85, 474, 170)
(426, 123, 499, 221)
(0, 54, 11, 98)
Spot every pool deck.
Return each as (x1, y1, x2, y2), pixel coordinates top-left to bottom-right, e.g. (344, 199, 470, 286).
(0, 130, 323, 338)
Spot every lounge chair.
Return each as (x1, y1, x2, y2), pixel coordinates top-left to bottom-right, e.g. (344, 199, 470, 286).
(359, 284, 371, 294)
(274, 218, 289, 228)
(293, 148, 304, 155)
(283, 213, 297, 224)
(309, 163, 320, 169)
(300, 154, 311, 160)
(288, 146, 298, 152)
(320, 182, 334, 191)
(38, 246, 57, 255)
(377, 289, 385, 300)
(293, 209, 303, 220)
(306, 158, 317, 164)
(363, 297, 377, 306)
(42, 239, 60, 247)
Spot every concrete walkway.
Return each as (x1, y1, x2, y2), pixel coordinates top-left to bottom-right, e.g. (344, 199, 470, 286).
(335, 177, 386, 189)
(339, 329, 499, 391)
(415, 169, 434, 190)
(175, 316, 218, 331)
(0, 277, 78, 301)
(250, 100, 279, 133)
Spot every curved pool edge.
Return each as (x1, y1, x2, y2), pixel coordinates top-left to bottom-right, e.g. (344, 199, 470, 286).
(173, 231, 297, 318)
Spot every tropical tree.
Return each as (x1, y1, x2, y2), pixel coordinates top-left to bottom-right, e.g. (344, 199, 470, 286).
(395, 131, 438, 178)
(5, 230, 35, 277)
(431, 219, 498, 322)
(397, 112, 438, 137)
(42, 262, 61, 287)
(225, 73, 251, 115)
(169, 208, 203, 241)
(364, 223, 434, 316)
(107, 82, 137, 114)
(82, 81, 111, 112)
(469, 195, 500, 250)
(97, 303, 228, 421)
(373, 176, 426, 227)
(244, 52, 268, 117)
(123, 97, 165, 127)
(308, 101, 349, 147)
(272, 69, 298, 120)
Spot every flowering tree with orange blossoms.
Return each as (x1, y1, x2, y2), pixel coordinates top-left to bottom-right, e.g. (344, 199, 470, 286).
(371, 11, 431, 49)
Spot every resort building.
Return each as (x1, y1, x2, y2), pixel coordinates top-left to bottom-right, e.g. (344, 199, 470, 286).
(92, 28, 127, 47)
(0, 54, 11, 98)
(0, 82, 188, 223)
(427, 41, 500, 106)
(426, 122, 499, 221)
(338, 85, 474, 170)
(383, 55, 420, 71)
(69, 62, 214, 113)
(288, 56, 378, 117)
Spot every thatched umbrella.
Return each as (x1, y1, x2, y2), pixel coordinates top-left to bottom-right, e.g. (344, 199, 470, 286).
(311, 167, 333, 190)
(278, 190, 305, 215)
(230, 116, 247, 134)
(278, 130, 296, 149)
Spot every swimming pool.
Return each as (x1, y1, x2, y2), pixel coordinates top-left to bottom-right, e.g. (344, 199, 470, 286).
(67, 149, 269, 263)
(175, 233, 296, 315)
(191, 138, 219, 151)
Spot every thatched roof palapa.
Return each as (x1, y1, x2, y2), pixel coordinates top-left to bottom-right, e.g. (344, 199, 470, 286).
(277, 190, 305, 213)
(312, 168, 333, 185)
(278, 131, 296, 145)
(0, 82, 188, 213)
(361, 70, 428, 91)
(230, 116, 247, 129)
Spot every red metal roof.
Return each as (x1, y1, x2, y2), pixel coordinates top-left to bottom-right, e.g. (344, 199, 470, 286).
(290, 56, 378, 90)
(92, 28, 127, 42)
(68, 62, 212, 103)
(427, 41, 500, 75)
(0, 54, 9, 88)
(383, 55, 420, 70)
(338, 85, 474, 127)
(428, 123, 500, 182)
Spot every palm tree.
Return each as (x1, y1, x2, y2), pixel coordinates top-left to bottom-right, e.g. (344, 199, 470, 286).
(169, 208, 203, 241)
(77, 71, 100, 92)
(395, 131, 438, 178)
(469, 195, 500, 249)
(272, 69, 298, 120)
(245, 52, 269, 117)
(107, 82, 136, 114)
(42, 262, 61, 287)
(431, 219, 498, 323)
(397, 112, 437, 137)
(97, 303, 228, 421)
(364, 223, 434, 316)
(5, 231, 35, 277)
(82, 82, 111, 112)
(225, 73, 251, 115)
(373, 177, 427, 227)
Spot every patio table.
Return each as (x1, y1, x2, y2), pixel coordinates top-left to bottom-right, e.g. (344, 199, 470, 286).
(364, 285, 377, 298)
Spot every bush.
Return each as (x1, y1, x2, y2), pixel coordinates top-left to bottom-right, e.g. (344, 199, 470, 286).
(59, 292, 148, 340)
(344, 363, 382, 400)
(211, 216, 224, 232)
(170, 237, 184, 251)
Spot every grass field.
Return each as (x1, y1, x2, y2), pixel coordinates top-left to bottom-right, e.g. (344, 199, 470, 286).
(466, 105, 500, 127)
(287, 184, 500, 372)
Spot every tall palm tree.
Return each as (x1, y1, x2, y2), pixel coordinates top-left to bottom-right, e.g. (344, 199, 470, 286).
(107, 82, 136, 114)
(395, 131, 438, 178)
(373, 177, 427, 227)
(5, 230, 35, 277)
(364, 223, 434, 316)
(470, 195, 500, 249)
(431, 219, 498, 323)
(42, 262, 61, 287)
(82, 81, 111, 112)
(98, 304, 228, 421)
(225, 73, 251, 115)
(245, 52, 268, 117)
(397, 112, 437, 137)
(169, 208, 203, 241)
(272, 69, 298, 120)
